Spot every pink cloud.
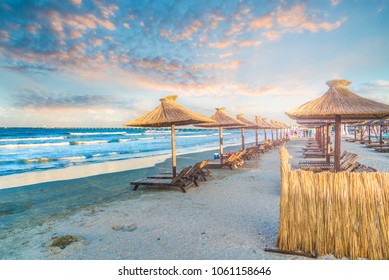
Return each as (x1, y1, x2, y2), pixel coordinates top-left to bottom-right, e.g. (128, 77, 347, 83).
(237, 40, 261, 47)
(208, 39, 235, 49)
(160, 20, 203, 42)
(70, 0, 82, 6)
(250, 15, 273, 30)
(276, 3, 346, 33)
(0, 30, 9, 42)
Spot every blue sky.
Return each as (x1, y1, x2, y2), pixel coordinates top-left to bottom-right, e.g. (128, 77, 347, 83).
(0, 0, 388, 127)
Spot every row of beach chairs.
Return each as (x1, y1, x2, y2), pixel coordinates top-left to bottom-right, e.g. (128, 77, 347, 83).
(298, 140, 377, 172)
(217, 139, 288, 170)
(130, 138, 289, 193)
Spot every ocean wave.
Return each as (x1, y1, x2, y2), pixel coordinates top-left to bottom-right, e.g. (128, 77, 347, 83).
(68, 132, 127, 136)
(0, 136, 66, 142)
(59, 156, 86, 161)
(92, 154, 104, 157)
(123, 133, 142, 136)
(177, 134, 208, 138)
(136, 137, 154, 140)
(0, 142, 70, 149)
(23, 158, 54, 164)
(69, 140, 109, 145)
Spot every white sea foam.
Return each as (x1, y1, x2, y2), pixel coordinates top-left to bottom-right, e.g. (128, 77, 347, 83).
(0, 142, 70, 149)
(68, 132, 127, 136)
(59, 156, 86, 161)
(70, 140, 109, 145)
(0, 136, 66, 142)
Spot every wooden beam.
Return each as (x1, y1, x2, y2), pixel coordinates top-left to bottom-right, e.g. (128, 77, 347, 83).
(255, 128, 258, 146)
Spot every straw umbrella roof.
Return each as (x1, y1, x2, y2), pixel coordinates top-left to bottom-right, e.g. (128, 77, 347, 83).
(286, 80, 389, 120)
(254, 116, 273, 129)
(270, 120, 281, 129)
(261, 117, 274, 128)
(236, 114, 258, 128)
(124, 95, 214, 127)
(196, 107, 245, 127)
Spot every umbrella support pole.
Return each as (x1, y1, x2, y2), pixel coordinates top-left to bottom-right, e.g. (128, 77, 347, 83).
(219, 127, 223, 165)
(241, 128, 245, 150)
(326, 124, 331, 164)
(171, 124, 177, 178)
(264, 129, 267, 141)
(334, 115, 342, 172)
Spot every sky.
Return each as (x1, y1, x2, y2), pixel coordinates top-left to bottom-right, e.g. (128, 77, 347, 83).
(0, 0, 388, 127)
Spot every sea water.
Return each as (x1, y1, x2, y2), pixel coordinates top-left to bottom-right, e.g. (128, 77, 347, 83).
(0, 127, 262, 177)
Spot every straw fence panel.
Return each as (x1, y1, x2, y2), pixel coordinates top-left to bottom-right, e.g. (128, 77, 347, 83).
(276, 147, 388, 260)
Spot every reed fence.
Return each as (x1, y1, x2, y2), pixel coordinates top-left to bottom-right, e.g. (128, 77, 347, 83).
(276, 147, 388, 259)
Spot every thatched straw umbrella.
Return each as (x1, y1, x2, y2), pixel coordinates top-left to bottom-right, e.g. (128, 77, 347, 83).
(236, 114, 257, 150)
(254, 116, 272, 142)
(124, 95, 214, 177)
(196, 108, 245, 164)
(286, 79, 389, 171)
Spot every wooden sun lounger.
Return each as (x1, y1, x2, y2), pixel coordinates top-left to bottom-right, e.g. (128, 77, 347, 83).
(149, 160, 211, 182)
(299, 153, 358, 172)
(374, 147, 389, 153)
(299, 151, 348, 166)
(130, 166, 195, 193)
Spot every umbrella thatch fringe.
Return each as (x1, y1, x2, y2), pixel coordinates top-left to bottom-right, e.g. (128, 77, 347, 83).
(276, 147, 389, 260)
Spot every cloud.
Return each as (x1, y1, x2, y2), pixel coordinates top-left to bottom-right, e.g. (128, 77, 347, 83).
(330, 0, 341, 6)
(262, 30, 281, 41)
(14, 85, 133, 110)
(194, 60, 241, 71)
(209, 39, 235, 49)
(237, 39, 261, 47)
(355, 80, 389, 103)
(250, 15, 273, 30)
(0, 29, 9, 42)
(160, 20, 203, 42)
(276, 3, 347, 33)
(70, 0, 82, 6)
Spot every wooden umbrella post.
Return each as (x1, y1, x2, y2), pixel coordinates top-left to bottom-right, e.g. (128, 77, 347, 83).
(219, 126, 224, 164)
(255, 128, 258, 146)
(379, 125, 383, 146)
(322, 126, 326, 153)
(354, 126, 357, 141)
(326, 124, 331, 164)
(368, 125, 371, 144)
(171, 124, 177, 178)
(334, 115, 342, 172)
(241, 127, 245, 150)
(264, 129, 267, 141)
(271, 129, 274, 142)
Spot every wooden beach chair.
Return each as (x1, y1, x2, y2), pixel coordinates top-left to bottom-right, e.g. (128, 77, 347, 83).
(299, 151, 348, 166)
(220, 151, 245, 169)
(299, 153, 359, 172)
(130, 166, 195, 193)
(148, 160, 211, 181)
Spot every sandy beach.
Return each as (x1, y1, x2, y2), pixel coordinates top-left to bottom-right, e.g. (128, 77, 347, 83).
(1, 137, 388, 260)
